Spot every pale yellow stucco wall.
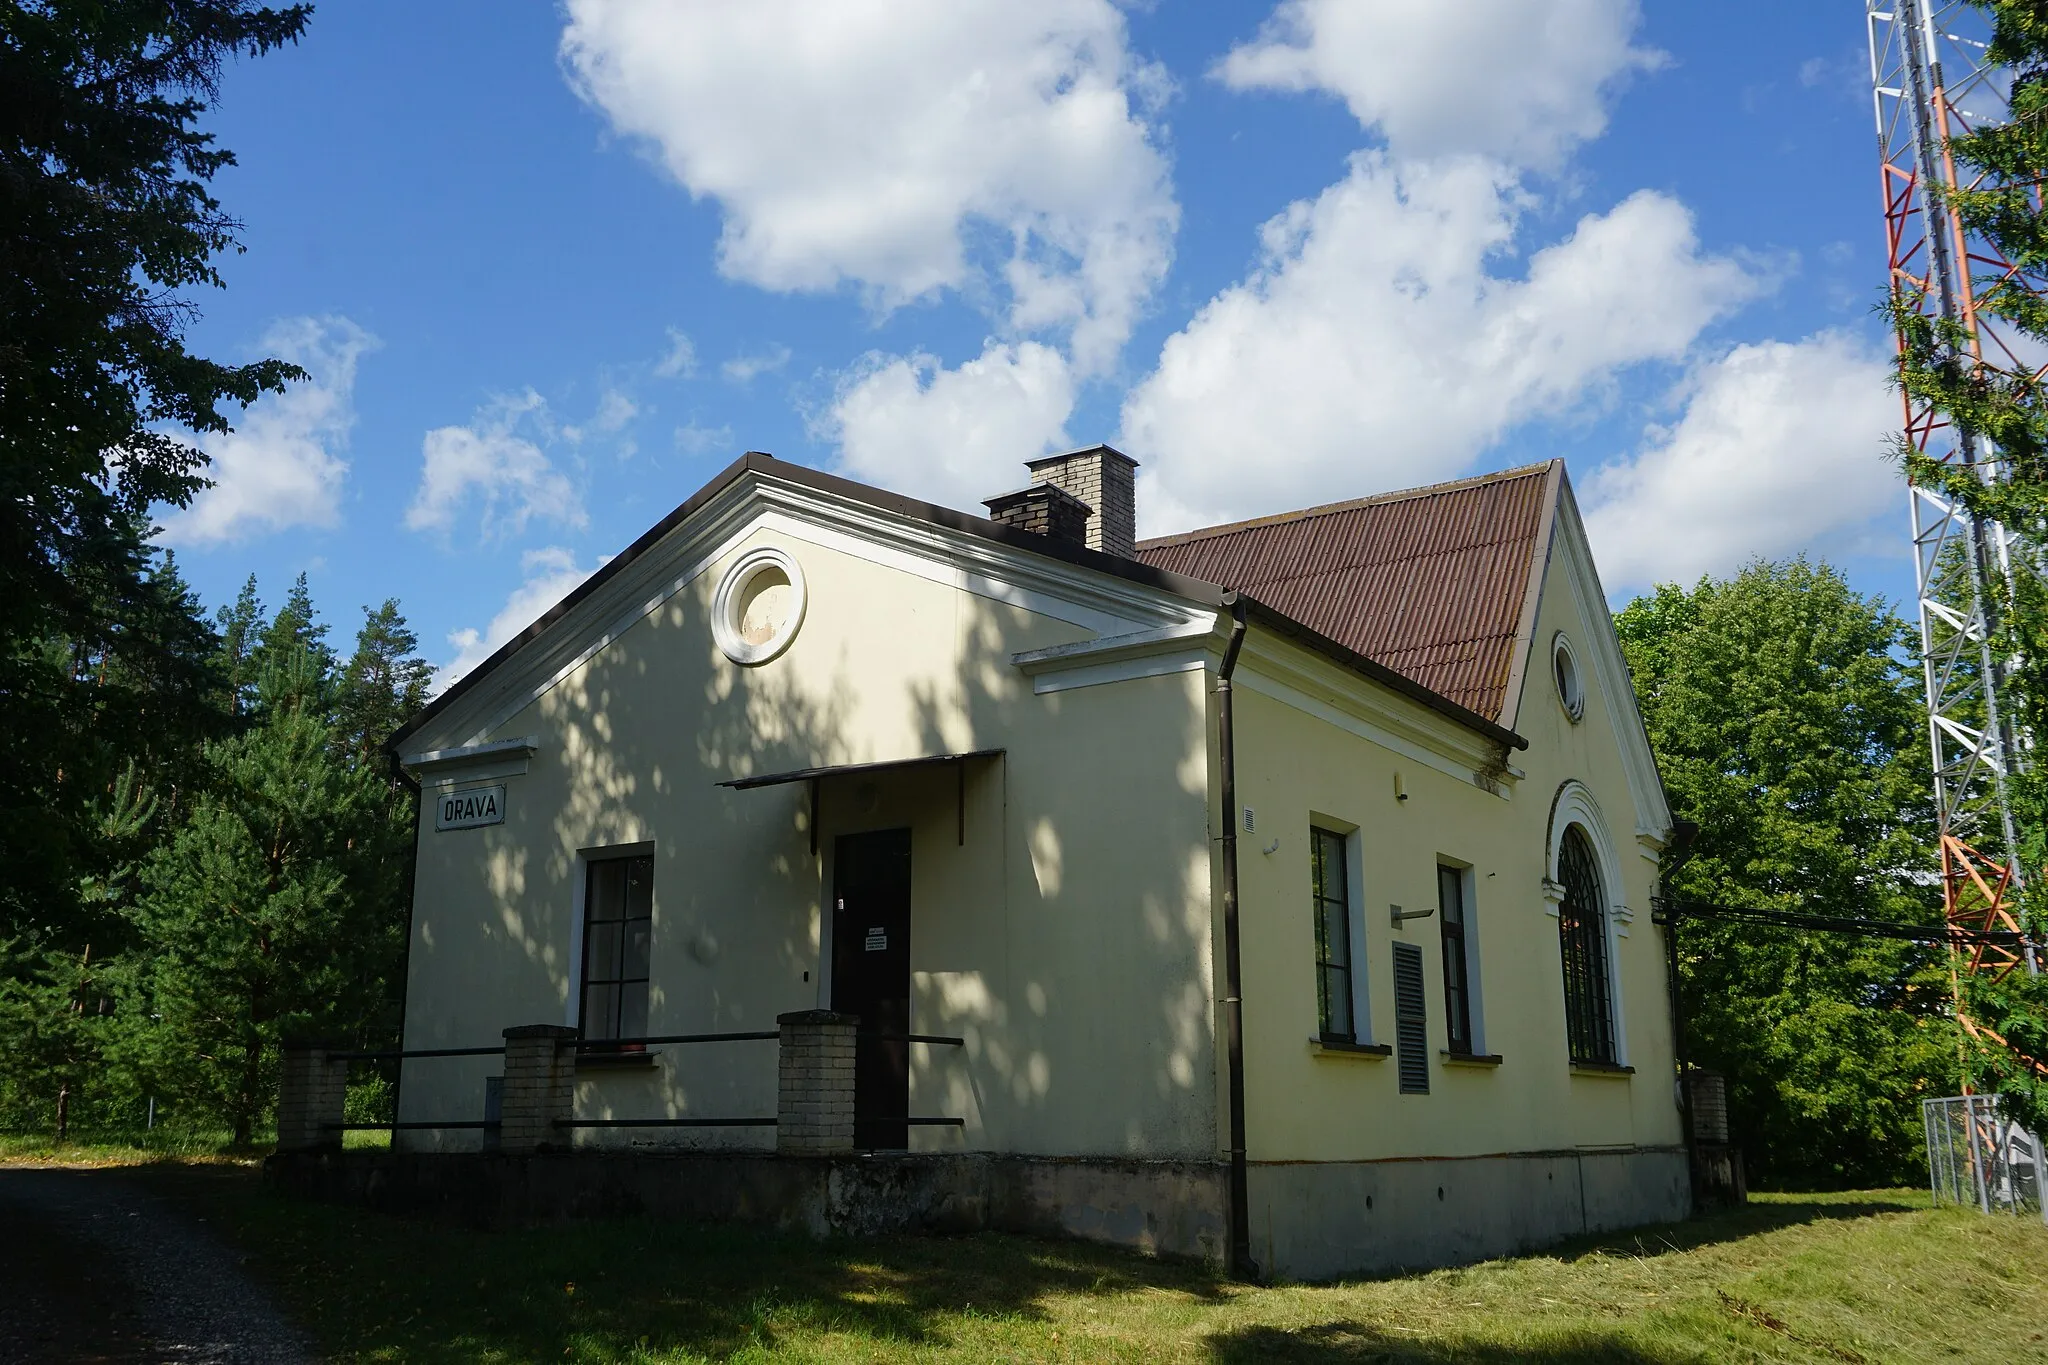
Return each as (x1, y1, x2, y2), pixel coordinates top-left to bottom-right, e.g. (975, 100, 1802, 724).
(395, 480, 1677, 1176)
(1224, 534, 1680, 1165)
(396, 510, 1218, 1158)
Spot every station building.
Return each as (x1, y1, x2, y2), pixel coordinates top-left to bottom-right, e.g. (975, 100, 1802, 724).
(387, 446, 1685, 1279)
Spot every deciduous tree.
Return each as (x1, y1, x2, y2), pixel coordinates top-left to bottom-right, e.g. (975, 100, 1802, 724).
(1618, 561, 1957, 1185)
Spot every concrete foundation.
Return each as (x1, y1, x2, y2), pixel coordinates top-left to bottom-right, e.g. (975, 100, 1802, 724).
(264, 1150, 1228, 1264)
(1248, 1145, 1690, 1281)
(265, 1145, 1688, 1280)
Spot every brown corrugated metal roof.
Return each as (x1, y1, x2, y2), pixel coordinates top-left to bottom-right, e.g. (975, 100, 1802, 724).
(1136, 462, 1560, 722)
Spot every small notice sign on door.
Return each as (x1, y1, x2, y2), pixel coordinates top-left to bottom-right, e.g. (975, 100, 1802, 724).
(436, 784, 505, 831)
(864, 927, 888, 952)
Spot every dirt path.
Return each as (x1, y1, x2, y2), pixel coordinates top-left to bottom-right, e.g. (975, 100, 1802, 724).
(0, 1165, 314, 1364)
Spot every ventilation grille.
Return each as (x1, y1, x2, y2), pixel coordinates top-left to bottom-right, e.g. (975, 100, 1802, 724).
(1393, 941, 1429, 1094)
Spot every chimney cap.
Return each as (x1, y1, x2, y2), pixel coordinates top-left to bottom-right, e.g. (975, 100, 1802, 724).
(1026, 443, 1138, 472)
(983, 482, 1093, 516)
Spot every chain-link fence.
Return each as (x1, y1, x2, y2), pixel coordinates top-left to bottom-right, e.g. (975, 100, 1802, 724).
(1924, 1095, 2046, 1222)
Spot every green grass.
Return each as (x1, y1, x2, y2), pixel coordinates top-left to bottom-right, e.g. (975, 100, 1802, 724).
(124, 1170, 2048, 1364)
(0, 1129, 255, 1165)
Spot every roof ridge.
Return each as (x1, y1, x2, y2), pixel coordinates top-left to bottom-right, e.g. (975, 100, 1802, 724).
(1135, 460, 1559, 552)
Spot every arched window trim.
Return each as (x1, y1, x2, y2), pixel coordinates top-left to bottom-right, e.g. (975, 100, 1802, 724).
(1545, 780, 1628, 1067)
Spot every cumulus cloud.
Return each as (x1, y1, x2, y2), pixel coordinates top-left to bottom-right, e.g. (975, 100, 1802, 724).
(407, 391, 587, 539)
(1121, 156, 1761, 531)
(559, 0, 1176, 370)
(159, 316, 376, 547)
(1216, 0, 1659, 169)
(827, 341, 1075, 512)
(1580, 332, 1899, 589)
(435, 546, 599, 693)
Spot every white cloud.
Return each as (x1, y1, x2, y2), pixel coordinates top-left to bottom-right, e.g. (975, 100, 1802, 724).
(435, 546, 598, 693)
(654, 327, 697, 379)
(674, 421, 735, 456)
(827, 341, 1075, 512)
(1216, 0, 1659, 169)
(1581, 331, 1900, 589)
(721, 345, 792, 385)
(1121, 155, 1762, 532)
(561, 387, 640, 452)
(159, 316, 376, 547)
(407, 391, 587, 539)
(559, 0, 1176, 370)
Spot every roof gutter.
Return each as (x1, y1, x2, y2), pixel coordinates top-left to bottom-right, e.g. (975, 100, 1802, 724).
(1216, 594, 1256, 1280)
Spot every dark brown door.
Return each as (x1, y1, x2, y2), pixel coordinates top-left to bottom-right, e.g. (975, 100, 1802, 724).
(831, 828, 912, 1150)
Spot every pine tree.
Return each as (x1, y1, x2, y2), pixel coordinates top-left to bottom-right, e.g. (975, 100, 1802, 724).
(336, 600, 433, 769)
(215, 576, 265, 721)
(1, 0, 310, 944)
(136, 637, 381, 1145)
(333, 601, 433, 1058)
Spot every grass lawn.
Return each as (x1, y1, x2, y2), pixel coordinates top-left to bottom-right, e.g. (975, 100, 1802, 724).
(102, 1164, 2043, 1365)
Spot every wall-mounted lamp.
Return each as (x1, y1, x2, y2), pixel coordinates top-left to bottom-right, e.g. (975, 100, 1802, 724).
(1391, 903, 1437, 928)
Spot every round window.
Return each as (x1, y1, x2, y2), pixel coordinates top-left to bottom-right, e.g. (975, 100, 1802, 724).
(1553, 632, 1585, 722)
(712, 547, 807, 665)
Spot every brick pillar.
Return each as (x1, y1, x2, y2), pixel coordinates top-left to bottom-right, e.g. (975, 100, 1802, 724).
(499, 1024, 578, 1154)
(777, 1010, 857, 1155)
(277, 1040, 346, 1152)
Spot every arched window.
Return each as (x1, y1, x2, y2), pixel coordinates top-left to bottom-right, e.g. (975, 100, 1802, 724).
(1557, 825, 1615, 1064)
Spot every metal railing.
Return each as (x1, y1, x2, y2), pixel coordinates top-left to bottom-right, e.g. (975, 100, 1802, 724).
(321, 1042, 505, 1133)
(305, 1027, 973, 1140)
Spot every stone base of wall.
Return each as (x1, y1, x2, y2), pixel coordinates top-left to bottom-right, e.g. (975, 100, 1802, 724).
(264, 1150, 1228, 1265)
(1248, 1146, 1691, 1281)
(265, 1146, 1689, 1280)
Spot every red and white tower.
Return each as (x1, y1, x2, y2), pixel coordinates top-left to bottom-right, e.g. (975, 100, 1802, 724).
(1867, 1, 2038, 1009)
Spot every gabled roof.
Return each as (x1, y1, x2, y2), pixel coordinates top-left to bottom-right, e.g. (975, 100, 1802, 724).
(1135, 462, 1563, 725)
(390, 453, 1531, 757)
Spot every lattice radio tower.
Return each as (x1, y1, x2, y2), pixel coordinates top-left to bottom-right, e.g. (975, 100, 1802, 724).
(1867, 1, 2040, 1042)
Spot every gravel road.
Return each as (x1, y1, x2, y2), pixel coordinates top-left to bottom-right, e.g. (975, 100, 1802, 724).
(0, 1165, 315, 1364)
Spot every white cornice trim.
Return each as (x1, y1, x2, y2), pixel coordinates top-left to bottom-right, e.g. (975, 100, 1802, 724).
(1012, 620, 1219, 694)
(1235, 629, 1516, 797)
(410, 470, 1208, 752)
(401, 737, 538, 781)
(1550, 488, 1673, 841)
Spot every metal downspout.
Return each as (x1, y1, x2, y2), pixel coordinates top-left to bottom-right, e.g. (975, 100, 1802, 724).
(1217, 595, 1254, 1279)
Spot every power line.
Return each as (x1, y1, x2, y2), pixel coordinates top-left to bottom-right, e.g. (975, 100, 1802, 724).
(1653, 898, 2029, 947)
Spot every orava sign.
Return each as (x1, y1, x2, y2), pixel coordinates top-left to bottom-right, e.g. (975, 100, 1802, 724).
(436, 784, 505, 832)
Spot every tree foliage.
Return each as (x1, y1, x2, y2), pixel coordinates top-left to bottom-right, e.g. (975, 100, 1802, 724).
(1618, 561, 1957, 1186)
(1, 0, 309, 939)
(0, 581, 430, 1143)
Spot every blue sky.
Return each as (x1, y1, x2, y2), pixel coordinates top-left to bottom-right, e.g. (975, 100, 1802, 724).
(164, 1, 1907, 685)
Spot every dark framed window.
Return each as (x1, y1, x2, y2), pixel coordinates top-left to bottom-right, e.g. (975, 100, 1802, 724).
(1556, 827, 1615, 1064)
(1438, 864, 1474, 1054)
(580, 854, 653, 1048)
(1392, 942, 1429, 1093)
(1311, 827, 1354, 1041)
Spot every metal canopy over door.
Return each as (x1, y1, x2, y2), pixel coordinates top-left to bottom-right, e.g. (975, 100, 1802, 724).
(831, 829, 912, 1150)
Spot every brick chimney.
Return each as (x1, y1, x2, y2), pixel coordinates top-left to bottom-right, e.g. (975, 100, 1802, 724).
(983, 481, 1092, 546)
(1025, 445, 1137, 558)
